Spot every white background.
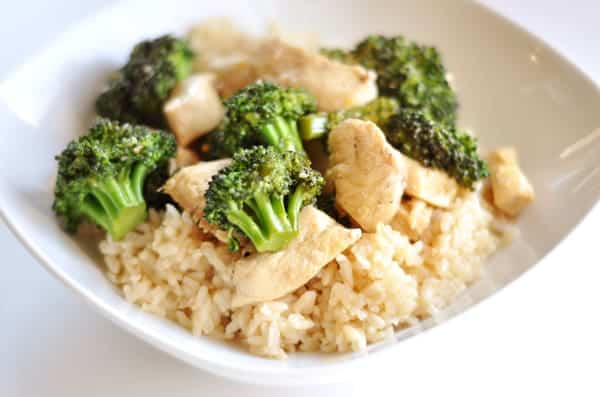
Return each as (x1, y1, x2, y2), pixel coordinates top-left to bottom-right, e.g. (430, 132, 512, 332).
(1, 1, 599, 396)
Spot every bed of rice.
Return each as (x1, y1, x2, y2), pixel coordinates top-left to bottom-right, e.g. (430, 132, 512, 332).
(99, 190, 507, 359)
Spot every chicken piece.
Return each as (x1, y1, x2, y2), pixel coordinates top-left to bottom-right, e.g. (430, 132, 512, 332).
(175, 147, 200, 168)
(265, 22, 320, 53)
(214, 62, 261, 98)
(390, 198, 434, 241)
(163, 74, 225, 146)
(488, 147, 534, 217)
(404, 157, 459, 209)
(256, 39, 377, 111)
(187, 17, 259, 72)
(163, 159, 231, 226)
(328, 119, 407, 232)
(231, 206, 361, 308)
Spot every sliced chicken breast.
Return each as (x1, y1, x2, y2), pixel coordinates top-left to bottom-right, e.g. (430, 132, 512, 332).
(404, 157, 458, 209)
(214, 62, 261, 98)
(488, 147, 534, 217)
(175, 147, 200, 168)
(390, 198, 434, 241)
(231, 206, 361, 308)
(163, 159, 231, 224)
(256, 39, 377, 111)
(328, 119, 407, 232)
(164, 74, 225, 146)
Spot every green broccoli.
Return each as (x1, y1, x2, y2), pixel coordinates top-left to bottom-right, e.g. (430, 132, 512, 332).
(195, 122, 239, 161)
(96, 35, 194, 129)
(319, 47, 354, 64)
(204, 146, 324, 252)
(321, 35, 458, 127)
(53, 118, 177, 240)
(298, 96, 400, 141)
(385, 109, 488, 189)
(211, 81, 316, 157)
(352, 35, 458, 127)
(143, 163, 177, 210)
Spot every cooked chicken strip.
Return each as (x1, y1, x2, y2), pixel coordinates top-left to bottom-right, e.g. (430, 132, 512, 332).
(404, 157, 458, 209)
(164, 74, 225, 146)
(488, 147, 534, 217)
(175, 147, 200, 168)
(187, 17, 258, 73)
(328, 119, 407, 232)
(163, 159, 231, 235)
(256, 39, 377, 111)
(231, 206, 361, 308)
(214, 62, 261, 99)
(390, 198, 434, 241)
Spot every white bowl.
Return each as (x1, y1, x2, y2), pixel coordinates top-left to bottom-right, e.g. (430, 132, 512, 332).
(1, 0, 599, 386)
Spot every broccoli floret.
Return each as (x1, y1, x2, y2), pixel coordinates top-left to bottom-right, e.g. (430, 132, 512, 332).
(96, 35, 194, 129)
(320, 36, 458, 127)
(213, 81, 316, 157)
(94, 76, 140, 125)
(53, 118, 177, 240)
(195, 121, 240, 161)
(143, 163, 177, 210)
(319, 47, 354, 64)
(298, 97, 400, 141)
(351, 35, 458, 127)
(204, 146, 324, 252)
(385, 109, 488, 189)
(199, 82, 317, 160)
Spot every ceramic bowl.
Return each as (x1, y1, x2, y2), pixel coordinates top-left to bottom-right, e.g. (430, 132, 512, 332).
(1, 0, 599, 386)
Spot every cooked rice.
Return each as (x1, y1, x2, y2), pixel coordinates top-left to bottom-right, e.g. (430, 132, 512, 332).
(100, 190, 507, 359)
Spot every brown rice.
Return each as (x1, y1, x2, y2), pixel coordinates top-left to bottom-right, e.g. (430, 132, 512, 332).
(100, 190, 506, 359)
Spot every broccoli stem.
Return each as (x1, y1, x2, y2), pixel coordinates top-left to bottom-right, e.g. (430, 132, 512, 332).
(225, 204, 266, 249)
(298, 114, 329, 141)
(225, 191, 299, 253)
(259, 116, 306, 154)
(253, 191, 289, 236)
(270, 195, 294, 231)
(286, 185, 307, 230)
(81, 164, 149, 240)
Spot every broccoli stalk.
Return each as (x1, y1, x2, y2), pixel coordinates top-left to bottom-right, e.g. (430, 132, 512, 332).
(299, 97, 400, 141)
(221, 189, 300, 252)
(261, 115, 305, 153)
(298, 115, 329, 141)
(211, 81, 316, 157)
(77, 164, 149, 240)
(53, 118, 176, 240)
(204, 146, 324, 252)
(385, 109, 488, 189)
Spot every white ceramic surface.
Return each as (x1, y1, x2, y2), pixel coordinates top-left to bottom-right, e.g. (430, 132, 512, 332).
(1, 0, 599, 386)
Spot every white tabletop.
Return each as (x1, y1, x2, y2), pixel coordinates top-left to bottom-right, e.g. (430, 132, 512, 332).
(2, 1, 599, 396)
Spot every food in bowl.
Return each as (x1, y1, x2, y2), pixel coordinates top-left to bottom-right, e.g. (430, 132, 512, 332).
(51, 19, 534, 358)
